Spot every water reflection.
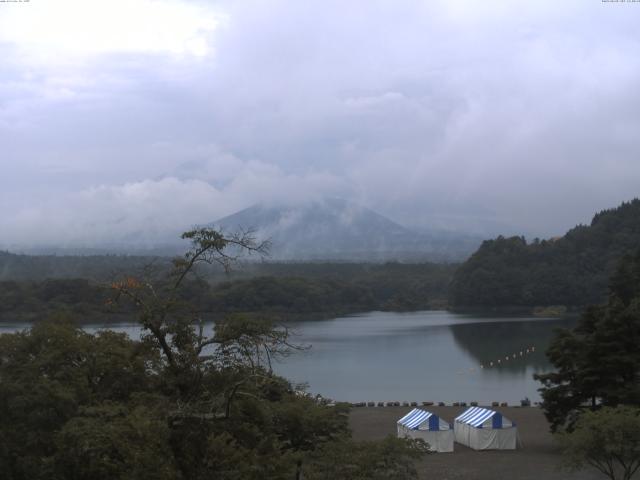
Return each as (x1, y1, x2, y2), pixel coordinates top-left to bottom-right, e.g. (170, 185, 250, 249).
(277, 311, 578, 403)
(448, 317, 577, 375)
(0, 311, 578, 403)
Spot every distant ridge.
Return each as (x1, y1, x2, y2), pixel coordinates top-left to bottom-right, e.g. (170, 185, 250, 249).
(212, 198, 480, 262)
(450, 198, 640, 309)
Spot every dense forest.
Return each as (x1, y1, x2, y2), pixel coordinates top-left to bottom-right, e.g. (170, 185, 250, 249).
(449, 199, 640, 309)
(0, 251, 162, 282)
(0, 262, 455, 323)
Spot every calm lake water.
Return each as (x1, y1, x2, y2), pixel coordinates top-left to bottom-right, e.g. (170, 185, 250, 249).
(0, 310, 575, 404)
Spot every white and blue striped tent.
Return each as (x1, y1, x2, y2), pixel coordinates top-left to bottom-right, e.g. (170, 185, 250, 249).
(454, 406, 517, 450)
(397, 408, 454, 452)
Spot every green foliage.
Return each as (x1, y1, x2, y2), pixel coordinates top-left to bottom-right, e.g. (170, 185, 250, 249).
(207, 276, 376, 315)
(450, 199, 640, 308)
(557, 406, 640, 480)
(0, 251, 168, 282)
(304, 436, 430, 480)
(0, 229, 427, 479)
(54, 402, 178, 480)
(0, 317, 424, 479)
(0, 279, 116, 322)
(536, 250, 640, 431)
(0, 319, 161, 480)
(0, 262, 455, 323)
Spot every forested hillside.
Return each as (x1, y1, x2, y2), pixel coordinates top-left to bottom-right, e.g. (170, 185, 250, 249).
(449, 199, 640, 309)
(0, 263, 455, 322)
(0, 251, 166, 281)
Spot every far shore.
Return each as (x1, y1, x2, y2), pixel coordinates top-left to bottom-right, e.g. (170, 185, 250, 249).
(0, 305, 583, 325)
(449, 305, 583, 318)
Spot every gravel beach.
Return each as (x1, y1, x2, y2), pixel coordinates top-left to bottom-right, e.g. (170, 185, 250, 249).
(349, 406, 603, 480)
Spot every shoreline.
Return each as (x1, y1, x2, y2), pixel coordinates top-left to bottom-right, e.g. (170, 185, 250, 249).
(0, 306, 579, 325)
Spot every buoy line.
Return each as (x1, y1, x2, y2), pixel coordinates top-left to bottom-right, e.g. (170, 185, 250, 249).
(456, 346, 536, 375)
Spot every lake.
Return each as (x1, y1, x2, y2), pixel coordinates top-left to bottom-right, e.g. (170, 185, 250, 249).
(0, 310, 575, 404)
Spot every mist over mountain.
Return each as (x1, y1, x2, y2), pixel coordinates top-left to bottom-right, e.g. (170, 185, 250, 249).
(213, 198, 481, 261)
(4, 198, 480, 261)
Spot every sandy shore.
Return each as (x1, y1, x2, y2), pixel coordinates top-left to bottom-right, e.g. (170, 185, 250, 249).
(349, 406, 602, 480)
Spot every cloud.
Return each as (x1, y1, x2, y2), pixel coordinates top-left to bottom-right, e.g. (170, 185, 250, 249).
(1, 0, 640, 246)
(0, 0, 225, 59)
(0, 156, 349, 246)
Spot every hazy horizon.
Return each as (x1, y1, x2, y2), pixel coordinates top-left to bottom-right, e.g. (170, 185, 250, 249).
(1, 0, 639, 249)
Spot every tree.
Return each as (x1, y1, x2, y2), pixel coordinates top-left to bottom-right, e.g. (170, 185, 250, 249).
(0, 317, 161, 480)
(557, 406, 640, 480)
(110, 228, 271, 394)
(535, 250, 640, 431)
(450, 199, 640, 309)
(303, 436, 429, 480)
(54, 402, 179, 480)
(109, 227, 429, 478)
(1, 228, 428, 479)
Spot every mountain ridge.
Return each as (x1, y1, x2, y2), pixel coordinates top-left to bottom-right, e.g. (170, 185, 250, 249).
(212, 198, 480, 261)
(449, 198, 640, 308)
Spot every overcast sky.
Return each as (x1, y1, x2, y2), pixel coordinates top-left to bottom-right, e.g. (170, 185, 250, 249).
(1, 0, 639, 247)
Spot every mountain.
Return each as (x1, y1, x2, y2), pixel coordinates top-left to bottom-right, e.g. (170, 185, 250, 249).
(212, 198, 480, 261)
(1, 198, 480, 265)
(449, 198, 640, 309)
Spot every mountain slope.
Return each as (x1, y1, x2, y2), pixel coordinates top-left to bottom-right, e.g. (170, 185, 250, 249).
(213, 198, 479, 261)
(449, 199, 640, 308)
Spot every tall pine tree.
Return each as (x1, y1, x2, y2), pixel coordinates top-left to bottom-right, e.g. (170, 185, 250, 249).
(536, 249, 640, 431)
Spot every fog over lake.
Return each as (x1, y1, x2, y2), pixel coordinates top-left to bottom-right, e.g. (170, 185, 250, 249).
(1, 311, 575, 404)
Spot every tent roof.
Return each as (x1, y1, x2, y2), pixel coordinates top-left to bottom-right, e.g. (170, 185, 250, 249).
(455, 406, 501, 427)
(397, 408, 435, 430)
